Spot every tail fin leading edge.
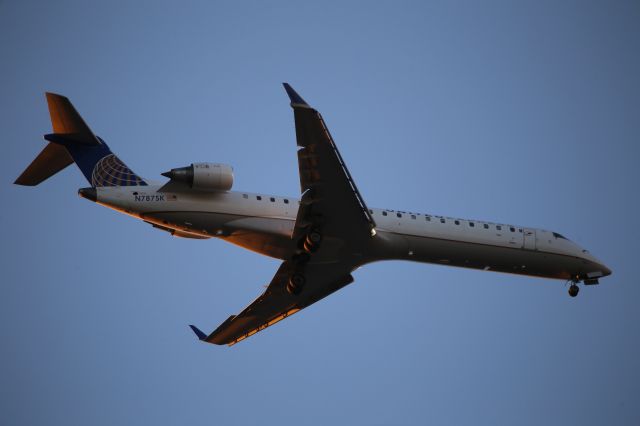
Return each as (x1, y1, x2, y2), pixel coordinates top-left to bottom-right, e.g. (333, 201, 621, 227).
(15, 93, 147, 187)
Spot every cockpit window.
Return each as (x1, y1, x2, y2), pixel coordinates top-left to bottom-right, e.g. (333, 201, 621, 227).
(553, 232, 568, 240)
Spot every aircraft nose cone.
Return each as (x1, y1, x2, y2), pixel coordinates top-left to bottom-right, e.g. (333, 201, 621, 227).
(601, 264, 612, 277)
(78, 187, 97, 202)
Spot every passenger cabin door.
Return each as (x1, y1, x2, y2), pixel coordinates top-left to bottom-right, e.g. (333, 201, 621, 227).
(523, 228, 536, 250)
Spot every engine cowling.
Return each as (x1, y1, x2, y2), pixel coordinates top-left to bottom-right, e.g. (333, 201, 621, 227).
(162, 162, 233, 191)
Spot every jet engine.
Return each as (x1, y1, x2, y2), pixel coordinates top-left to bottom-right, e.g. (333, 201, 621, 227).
(162, 163, 233, 191)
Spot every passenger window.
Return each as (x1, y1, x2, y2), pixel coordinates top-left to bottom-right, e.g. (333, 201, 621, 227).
(483, 224, 489, 229)
(455, 220, 460, 225)
(510, 227, 515, 232)
(369, 209, 373, 214)
(270, 197, 275, 202)
(440, 218, 446, 224)
(469, 222, 475, 227)
(411, 215, 416, 220)
(496, 225, 502, 230)
(382, 211, 387, 216)
(257, 196, 262, 201)
(426, 216, 431, 221)
(518, 228, 522, 233)
(284, 199, 289, 204)
(397, 213, 402, 218)
(242, 194, 248, 199)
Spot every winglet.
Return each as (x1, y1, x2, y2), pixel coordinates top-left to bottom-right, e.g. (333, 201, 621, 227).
(283, 83, 311, 109)
(189, 325, 207, 340)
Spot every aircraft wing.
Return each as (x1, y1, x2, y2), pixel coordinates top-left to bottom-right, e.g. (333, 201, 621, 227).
(190, 84, 372, 346)
(283, 83, 376, 244)
(190, 260, 354, 346)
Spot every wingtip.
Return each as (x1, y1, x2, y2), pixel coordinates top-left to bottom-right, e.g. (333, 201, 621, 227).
(282, 83, 310, 108)
(13, 177, 30, 186)
(189, 325, 207, 340)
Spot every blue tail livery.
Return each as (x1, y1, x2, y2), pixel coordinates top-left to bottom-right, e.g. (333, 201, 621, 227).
(14, 93, 146, 187)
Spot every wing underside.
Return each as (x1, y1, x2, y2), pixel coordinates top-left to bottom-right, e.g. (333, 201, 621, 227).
(191, 84, 372, 346)
(191, 261, 354, 346)
(285, 83, 375, 243)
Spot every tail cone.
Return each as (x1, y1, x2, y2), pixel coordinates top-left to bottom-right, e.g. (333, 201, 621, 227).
(78, 187, 97, 202)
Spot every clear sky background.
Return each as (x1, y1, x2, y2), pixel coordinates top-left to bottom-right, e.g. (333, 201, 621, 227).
(1, 1, 639, 425)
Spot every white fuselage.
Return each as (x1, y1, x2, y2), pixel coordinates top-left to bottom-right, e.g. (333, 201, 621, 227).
(92, 185, 611, 283)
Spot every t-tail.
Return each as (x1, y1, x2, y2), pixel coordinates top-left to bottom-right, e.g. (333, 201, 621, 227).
(14, 93, 147, 187)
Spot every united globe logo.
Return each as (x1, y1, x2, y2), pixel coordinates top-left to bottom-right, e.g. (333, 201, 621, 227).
(91, 154, 145, 187)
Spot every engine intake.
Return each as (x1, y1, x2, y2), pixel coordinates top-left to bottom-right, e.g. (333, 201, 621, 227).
(162, 162, 233, 192)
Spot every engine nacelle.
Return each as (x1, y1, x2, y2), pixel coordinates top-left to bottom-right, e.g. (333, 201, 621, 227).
(162, 162, 233, 192)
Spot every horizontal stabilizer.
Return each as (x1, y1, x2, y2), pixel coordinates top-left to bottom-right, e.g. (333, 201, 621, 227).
(44, 132, 101, 146)
(46, 92, 100, 144)
(14, 142, 73, 186)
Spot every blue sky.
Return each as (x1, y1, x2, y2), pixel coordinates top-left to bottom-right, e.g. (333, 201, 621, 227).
(1, 1, 639, 425)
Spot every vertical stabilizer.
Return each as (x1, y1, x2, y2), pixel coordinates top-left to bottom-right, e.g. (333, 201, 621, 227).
(14, 93, 147, 187)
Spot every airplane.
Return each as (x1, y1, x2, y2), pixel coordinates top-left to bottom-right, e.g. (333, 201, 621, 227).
(15, 83, 612, 346)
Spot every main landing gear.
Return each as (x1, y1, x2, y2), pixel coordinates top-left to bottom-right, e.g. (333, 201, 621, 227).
(286, 228, 324, 296)
(287, 272, 306, 295)
(303, 228, 322, 253)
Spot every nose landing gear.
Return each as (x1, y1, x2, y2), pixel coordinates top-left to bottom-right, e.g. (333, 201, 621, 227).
(566, 276, 581, 298)
(568, 283, 580, 297)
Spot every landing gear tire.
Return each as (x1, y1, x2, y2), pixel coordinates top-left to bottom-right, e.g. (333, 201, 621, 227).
(287, 273, 306, 295)
(303, 229, 322, 253)
(568, 284, 580, 298)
